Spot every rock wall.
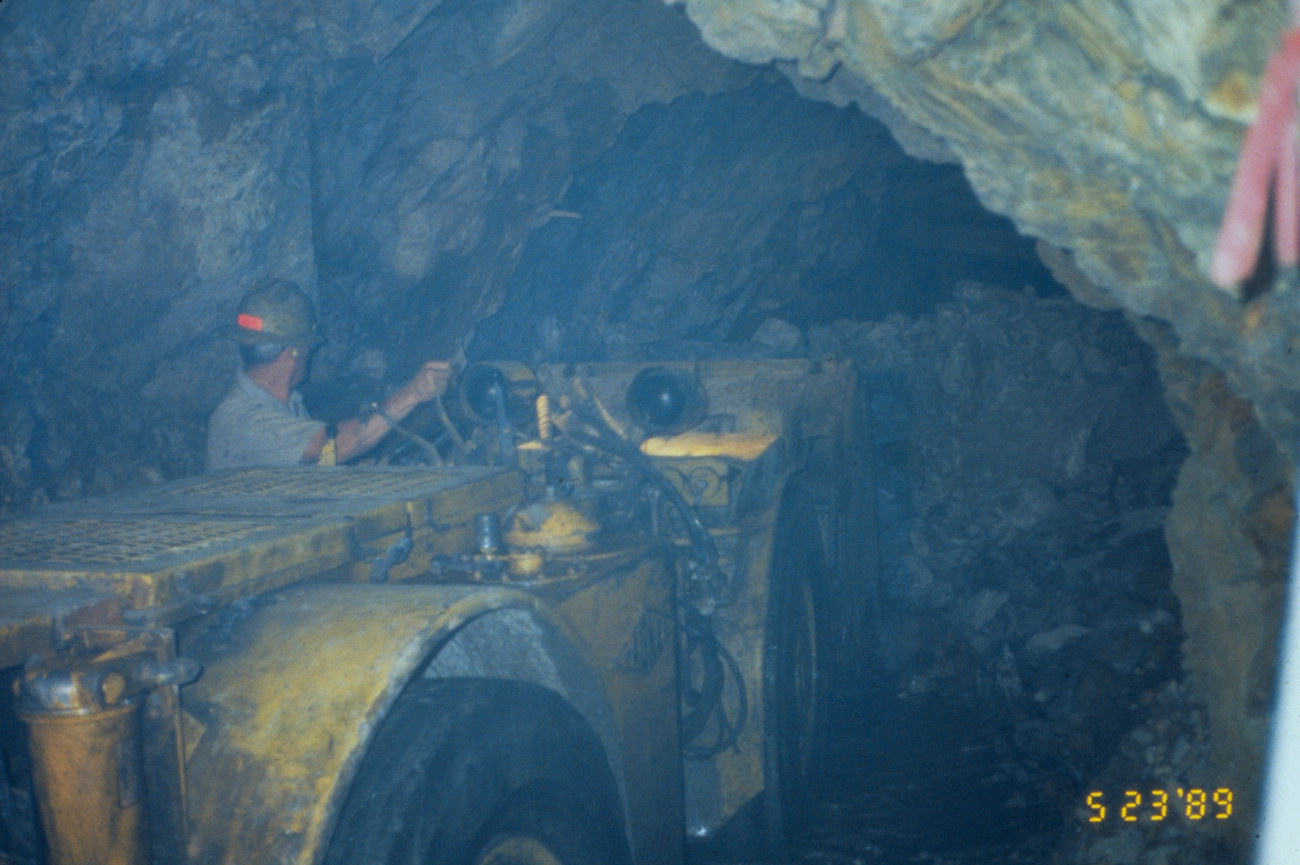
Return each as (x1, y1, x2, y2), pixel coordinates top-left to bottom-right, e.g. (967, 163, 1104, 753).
(805, 285, 1213, 862)
(1142, 319, 1294, 829)
(309, 0, 754, 378)
(669, 0, 1298, 837)
(669, 0, 1300, 455)
(0, 0, 750, 506)
(0, 0, 321, 493)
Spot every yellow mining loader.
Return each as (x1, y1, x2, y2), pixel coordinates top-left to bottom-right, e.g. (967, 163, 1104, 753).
(0, 358, 872, 865)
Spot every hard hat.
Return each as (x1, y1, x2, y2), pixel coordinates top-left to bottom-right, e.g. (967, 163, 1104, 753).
(223, 279, 326, 347)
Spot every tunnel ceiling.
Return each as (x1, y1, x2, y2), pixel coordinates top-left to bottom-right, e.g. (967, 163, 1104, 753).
(471, 75, 1056, 367)
(675, 0, 1300, 459)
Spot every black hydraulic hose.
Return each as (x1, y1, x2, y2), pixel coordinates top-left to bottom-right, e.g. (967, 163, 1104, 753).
(563, 405, 722, 584)
(561, 401, 745, 758)
(705, 635, 748, 757)
(678, 604, 725, 745)
(679, 600, 749, 760)
(364, 403, 442, 465)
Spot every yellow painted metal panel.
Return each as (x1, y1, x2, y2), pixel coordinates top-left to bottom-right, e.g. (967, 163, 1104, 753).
(547, 554, 683, 864)
(179, 558, 682, 865)
(420, 546, 683, 865)
(0, 467, 522, 614)
(538, 359, 819, 440)
(181, 583, 541, 865)
(537, 359, 859, 840)
(640, 432, 779, 461)
(0, 589, 111, 670)
(0, 516, 355, 609)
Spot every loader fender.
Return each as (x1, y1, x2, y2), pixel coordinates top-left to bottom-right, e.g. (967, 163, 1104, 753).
(179, 583, 628, 865)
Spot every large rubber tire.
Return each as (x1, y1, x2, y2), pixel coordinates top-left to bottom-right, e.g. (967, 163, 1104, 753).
(324, 678, 630, 865)
(763, 483, 830, 854)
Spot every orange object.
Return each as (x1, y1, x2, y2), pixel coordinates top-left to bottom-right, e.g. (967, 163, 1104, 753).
(237, 313, 264, 331)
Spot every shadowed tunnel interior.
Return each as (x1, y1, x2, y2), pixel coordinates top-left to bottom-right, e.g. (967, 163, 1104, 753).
(1, 2, 1296, 865)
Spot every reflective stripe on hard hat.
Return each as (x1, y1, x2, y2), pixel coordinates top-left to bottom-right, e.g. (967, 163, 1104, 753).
(224, 279, 325, 347)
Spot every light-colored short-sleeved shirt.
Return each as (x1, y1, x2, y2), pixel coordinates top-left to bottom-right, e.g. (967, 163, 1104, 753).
(206, 369, 324, 471)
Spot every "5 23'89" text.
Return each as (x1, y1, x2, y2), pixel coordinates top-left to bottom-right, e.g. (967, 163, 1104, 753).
(1086, 788, 1232, 823)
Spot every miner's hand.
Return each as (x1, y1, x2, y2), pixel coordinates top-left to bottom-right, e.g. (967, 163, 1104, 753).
(409, 360, 453, 403)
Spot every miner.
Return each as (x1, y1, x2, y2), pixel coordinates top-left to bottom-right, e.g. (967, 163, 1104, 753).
(206, 279, 451, 470)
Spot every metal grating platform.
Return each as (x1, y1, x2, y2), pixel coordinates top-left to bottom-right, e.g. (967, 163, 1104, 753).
(157, 467, 494, 500)
(0, 466, 522, 611)
(0, 517, 275, 568)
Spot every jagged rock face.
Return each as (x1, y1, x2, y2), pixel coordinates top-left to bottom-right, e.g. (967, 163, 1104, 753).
(309, 0, 752, 375)
(1144, 321, 1294, 826)
(804, 286, 1207, 862)
(474, 75, 1049, 363)
(0, 0, 748, 501)
(0, 1, 321, 492)
(670, 1, 1300, 454)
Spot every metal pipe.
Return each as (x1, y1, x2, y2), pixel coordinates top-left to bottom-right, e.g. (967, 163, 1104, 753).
(475, 512, 502, 555)
(18, 668, 150, 865)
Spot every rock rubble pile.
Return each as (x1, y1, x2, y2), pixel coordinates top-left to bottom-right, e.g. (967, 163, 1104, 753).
(797, 285, 1233, 864)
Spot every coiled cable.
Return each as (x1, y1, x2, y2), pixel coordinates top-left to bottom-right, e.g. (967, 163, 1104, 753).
(560, 400, 746, 758)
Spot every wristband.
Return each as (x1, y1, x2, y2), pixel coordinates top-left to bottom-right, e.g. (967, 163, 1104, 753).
(318, 424, 339, 467)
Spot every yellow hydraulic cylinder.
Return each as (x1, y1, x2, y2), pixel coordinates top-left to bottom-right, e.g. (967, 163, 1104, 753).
(18, 669, 150, 865)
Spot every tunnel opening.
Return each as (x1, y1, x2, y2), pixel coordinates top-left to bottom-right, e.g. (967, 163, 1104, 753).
(469, 73, 1064, 367)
